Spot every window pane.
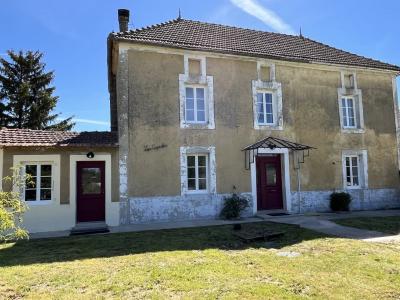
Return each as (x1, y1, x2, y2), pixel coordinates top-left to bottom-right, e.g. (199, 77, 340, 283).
(346, 166, 351, 178)
(197, 99, 205, 110)
(266, 102, 273, 114)
(81, 168, 101, 194)
(41, 165, 52, 176)
(186, 110, 194, 121)
(342, 107, 348, 126)
(266, 113, 273, 124)
(265, 93, 272, 104)
(345, 157, 350, 167)
(196, 88, 204, 100)
(188, 179, 196, 190)
(25, 189, 37, 201)
(353, 176, 359, 186)
(347, 99, 353, 109)
(25, 165, 37, 176)
(26, 176, 36, 189)
(257, 113, 265, 124)
(186, 87, 194, 99)
(198, 167, 206, 178)
(186, 98, 194, 110)
(187, 167, 195, 179)
(40, 189, 52, 201)
(198, 156, 206, 167)
(40, 177, 51, 189)
(197, 110, 205, 122)
(257, 93, 263, 104)
(266, 163, 277, 186)
(198, 179, 207, 190)
(352, 157, 358, 167)
(187, 156, 195, 167)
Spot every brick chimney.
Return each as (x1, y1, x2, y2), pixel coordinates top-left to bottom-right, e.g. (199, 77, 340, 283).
(118, 9, 130, 32)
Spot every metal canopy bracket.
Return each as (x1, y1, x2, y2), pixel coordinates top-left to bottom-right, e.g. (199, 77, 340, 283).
(242, 136, 315, 170)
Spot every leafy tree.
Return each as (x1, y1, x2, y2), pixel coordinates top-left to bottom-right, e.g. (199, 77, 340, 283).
(0, 50, 74, 130)
(0, 167, 29, 242)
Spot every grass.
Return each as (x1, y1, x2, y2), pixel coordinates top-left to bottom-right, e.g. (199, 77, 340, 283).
(334, 216, 400, 235)
(1, 221, 400, 299)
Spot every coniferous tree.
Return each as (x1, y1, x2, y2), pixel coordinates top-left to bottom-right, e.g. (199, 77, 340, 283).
(0, 50, 74, 130)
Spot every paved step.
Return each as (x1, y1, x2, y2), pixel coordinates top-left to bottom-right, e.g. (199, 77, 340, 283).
(70, 222, 109, 236)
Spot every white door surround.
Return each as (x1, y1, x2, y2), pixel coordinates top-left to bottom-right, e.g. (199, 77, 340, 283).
(250, 148, 291, 214)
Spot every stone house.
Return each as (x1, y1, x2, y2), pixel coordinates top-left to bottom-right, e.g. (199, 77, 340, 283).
(108, 9, 400, 225)
(1, 9, 399, 234)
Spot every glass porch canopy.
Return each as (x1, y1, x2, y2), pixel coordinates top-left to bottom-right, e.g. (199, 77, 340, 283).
(242, 136, 315, 170)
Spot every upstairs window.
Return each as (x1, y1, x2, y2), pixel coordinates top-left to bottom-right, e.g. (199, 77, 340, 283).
(341, 97, 356, 128)
(256, 92, 274, 125)
(179, 55, 215, 129)
(185, 87, 206, 123)
(338, 71, 364, 132)
(187, 154, 208, 192)
(24, 164, 53, 202)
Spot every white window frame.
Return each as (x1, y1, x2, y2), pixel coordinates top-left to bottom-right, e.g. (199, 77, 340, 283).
(13, 155, 60, 206)
(341, 96, 357, 129)
(252, 80, 283, 130)
(256, 91, 275, 125)
(338, 71, 364, 133)
(184, 85, 208, 124)
(23, 163, 54, 203)
(186, 154, 208, 193)
(344, 155, 360, 188)
(179, 54, 215, 129)
(342, 150, 368, 190)
(180, 146, 216, 195)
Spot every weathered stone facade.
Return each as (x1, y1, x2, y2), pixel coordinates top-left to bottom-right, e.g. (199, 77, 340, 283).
(109, 42, 400, 224)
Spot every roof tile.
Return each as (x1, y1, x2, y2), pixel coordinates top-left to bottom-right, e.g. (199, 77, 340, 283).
(0, 128, 118, 147)
(112, 18, 400, 72)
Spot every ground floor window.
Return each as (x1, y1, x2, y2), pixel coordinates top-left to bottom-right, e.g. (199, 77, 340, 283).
(180, 146, 216, 195)
(187, 154, 208, 191)
(342, 150, 367, 189)
(24, 163, 53, 202)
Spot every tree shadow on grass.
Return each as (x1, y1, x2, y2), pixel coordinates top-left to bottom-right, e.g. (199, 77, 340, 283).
(0, 221, 327, 267)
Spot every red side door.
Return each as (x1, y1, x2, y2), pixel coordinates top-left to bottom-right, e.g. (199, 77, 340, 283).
(256, 155, 283, 210)
(77, 161, 105, 222)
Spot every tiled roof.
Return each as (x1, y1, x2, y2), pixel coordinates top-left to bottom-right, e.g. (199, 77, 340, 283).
(111, 18, 400, 72)
(0, 128, 118, 147)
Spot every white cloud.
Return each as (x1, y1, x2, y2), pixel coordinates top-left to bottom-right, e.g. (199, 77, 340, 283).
(230, 0, 295, 34)
(72, 118, 110, 126)
(57, 118, 110, 126)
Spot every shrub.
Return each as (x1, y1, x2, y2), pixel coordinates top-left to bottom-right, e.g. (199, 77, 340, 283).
(0, 167, 29, 242)
(330, 192, 352, 212)
(220, 193, 249, 220)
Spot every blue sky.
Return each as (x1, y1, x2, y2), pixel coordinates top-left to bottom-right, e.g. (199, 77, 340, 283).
(1, 0, 399, 131)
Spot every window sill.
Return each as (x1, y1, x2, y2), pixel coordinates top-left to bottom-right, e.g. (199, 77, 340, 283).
(254, 124, 283, 131)
(341, 128, 365, 134)
(181, 123, 215, 130)
(25, 200, 54, 206)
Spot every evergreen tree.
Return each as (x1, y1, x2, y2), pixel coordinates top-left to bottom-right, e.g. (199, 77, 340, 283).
(0, 50, 74, 130)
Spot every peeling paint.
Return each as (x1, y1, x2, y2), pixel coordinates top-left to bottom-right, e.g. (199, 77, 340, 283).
(128, 193, 253, 224)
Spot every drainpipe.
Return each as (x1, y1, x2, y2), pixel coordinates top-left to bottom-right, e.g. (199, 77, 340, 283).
(295, 152, 302, 214)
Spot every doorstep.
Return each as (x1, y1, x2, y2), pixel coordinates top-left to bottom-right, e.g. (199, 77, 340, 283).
(70, 221, 110, 235)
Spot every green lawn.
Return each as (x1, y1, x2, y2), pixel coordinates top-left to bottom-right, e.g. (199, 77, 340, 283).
(1, 222, 400, 299)
(334, 216, 400, 235)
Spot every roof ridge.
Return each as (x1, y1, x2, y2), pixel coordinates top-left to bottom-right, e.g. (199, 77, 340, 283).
(114, 17, 182, 36)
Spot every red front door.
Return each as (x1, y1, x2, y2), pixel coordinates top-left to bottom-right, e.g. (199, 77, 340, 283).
(77, 161, 105, 222)
(256, 155, 284, 210)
